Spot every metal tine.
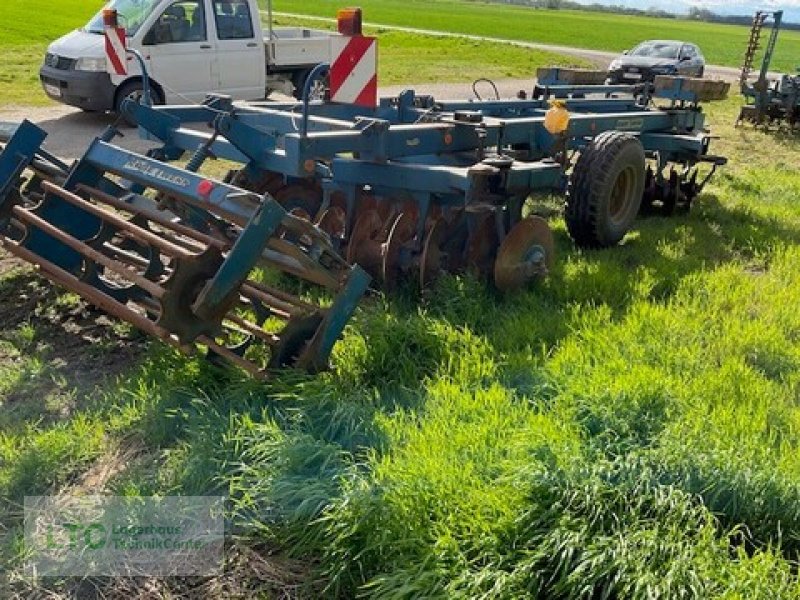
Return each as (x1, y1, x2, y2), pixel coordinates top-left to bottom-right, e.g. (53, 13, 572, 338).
(11, 205, 166, 299)
(75, 184, 230, 251)
(240, 281, 319, 319)
(197, 335, 267, 379)
(102, 242, 164, 272)
(41, 181, 196, 260)
(0, 237, 180, 349)
(224, 313, 281, 346)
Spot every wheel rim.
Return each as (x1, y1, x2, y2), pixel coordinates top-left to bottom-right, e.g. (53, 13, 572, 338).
(608, 165, 636, 225)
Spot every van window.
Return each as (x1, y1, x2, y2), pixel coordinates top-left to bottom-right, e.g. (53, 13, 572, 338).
(212, 0, 254, 40)
(146, 0, 206, 44)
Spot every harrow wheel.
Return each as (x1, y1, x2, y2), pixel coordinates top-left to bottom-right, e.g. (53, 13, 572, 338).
(494, 217, 554, 293)
(566, 131, 645, 249)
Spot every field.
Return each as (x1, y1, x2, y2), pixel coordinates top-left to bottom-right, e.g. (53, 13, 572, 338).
(271, 0, 800, 72)
(0, 1, 584, 107)
(2, 1, 800, 599)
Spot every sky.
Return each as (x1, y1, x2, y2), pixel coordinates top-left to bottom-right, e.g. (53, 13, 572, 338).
(570, 1, 800, 22)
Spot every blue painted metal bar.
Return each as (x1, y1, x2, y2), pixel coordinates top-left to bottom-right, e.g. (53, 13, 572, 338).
(193, 200, 285, 320)
(299, 264, 371, 372)
(0, 120, 46, 207)
(82, 140, 262, 226)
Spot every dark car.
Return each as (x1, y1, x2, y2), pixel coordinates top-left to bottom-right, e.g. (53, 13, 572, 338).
(607, 40, 705, 84)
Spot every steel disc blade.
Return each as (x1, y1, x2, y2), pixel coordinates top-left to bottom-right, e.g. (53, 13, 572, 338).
(346, 209, 383, 269)
(419, 217, 447, 290)
(382, 212, 416, 288)
(466, 213, 498, 278)
(315, 206, 347, 241)
(494, 216, 555, 293)
(275, 184, 323, 221)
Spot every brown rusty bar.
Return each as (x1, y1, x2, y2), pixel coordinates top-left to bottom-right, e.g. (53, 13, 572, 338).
(242, 279, 319, 311)
(225, 314, 280, 346)
(0, 238, 178, 349)
(239, 284, 296, 320)
(12, 206, 166, 299)
(102, 242, 162, 271)
(41, 181, 195, 260)
(77, 183, 229, 251)
(197, 335, 267, 379)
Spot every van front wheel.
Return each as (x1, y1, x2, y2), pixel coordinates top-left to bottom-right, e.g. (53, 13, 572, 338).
(114, 81, 163, 125)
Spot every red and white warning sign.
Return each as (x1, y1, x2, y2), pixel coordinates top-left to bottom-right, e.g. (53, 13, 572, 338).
(105, 26, 128, 76)
(330, 36, 378, 108)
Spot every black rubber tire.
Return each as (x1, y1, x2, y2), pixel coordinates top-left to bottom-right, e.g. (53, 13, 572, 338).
(291, 69, 310, 100)
(565, 131, 646, 249)
(114, 80, 163, 126)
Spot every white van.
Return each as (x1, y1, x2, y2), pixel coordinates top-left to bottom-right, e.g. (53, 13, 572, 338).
(39, 0, 338, 113)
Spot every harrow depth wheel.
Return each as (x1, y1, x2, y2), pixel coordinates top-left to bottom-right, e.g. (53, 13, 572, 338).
(566, 131, 645, 249)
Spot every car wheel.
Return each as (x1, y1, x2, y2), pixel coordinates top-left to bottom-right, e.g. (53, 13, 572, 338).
(114, 80, 162, 126)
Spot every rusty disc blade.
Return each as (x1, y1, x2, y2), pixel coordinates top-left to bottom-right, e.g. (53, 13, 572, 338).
(275, 184, 323, 221)
(466, 212, 499, 279)
(494, 216, 554, 293)
(315, 206, 347, 241)
(419, 217, 447, 290)
(346, 209, 384, 270)
(382, 212, 417, 288)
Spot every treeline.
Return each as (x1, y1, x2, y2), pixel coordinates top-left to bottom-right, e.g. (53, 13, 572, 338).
(687, 6, 800, 30)
(482, 0, 800, 29)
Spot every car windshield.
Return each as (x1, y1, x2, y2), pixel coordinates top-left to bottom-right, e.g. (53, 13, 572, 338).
(85, 0, 161, 35)
(630, 42, 681, 59)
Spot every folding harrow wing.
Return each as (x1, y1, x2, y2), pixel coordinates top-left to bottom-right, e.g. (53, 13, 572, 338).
(0, 121, 370, 377)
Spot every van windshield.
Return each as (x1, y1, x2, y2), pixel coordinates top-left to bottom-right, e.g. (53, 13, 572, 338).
(85, 0, 161, 35)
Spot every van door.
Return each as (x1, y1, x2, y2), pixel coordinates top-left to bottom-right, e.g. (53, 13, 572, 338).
(210, 0, 264, 100)
(141, 0, 216, 102)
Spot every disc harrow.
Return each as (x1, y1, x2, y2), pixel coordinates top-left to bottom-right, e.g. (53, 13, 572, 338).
(0, 121, 369, 377)
(122, 75, 726, 291)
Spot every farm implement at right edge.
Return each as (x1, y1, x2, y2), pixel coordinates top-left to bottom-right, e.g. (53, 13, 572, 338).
(0, 67, 729, 378)
(738, 10, 800, 128)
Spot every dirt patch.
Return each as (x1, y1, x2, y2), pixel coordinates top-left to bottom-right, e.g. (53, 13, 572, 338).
(0, 257, 147, 412)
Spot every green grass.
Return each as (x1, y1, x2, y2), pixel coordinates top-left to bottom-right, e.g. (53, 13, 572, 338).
(270, 0, 800, 73)
(0, 0, 104, 106)
(275, 15, 589, 84)
(3, 6, 800, 599)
